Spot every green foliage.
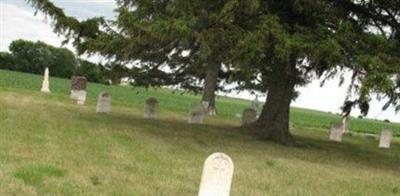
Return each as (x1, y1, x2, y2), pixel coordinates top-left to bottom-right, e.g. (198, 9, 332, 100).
(75, 59, 107, 84)
(2, 39, 121, 84)
(25, 0, 400, 142)
(0, 52, 16, 70)
(6, 39, 77, 78)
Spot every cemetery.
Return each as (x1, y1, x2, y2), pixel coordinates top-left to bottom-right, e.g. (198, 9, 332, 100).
(1, 69, 400, 195)
(1, 0, 400, 195)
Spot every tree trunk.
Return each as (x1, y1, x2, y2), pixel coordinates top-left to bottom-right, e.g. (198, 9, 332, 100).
(202, 64, 220, 115)
(248, 59, 297, 145)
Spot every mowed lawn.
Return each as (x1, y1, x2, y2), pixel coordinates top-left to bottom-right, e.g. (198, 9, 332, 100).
(0, 69, 400, 195)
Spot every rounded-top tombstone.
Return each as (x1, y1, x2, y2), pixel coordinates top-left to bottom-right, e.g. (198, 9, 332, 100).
(189, 102, 207, 124)
(198, 152, 234, 196)
(144, 97, 159, 119)
(242, 108, 257, 125)
(96, 92, 111, 113)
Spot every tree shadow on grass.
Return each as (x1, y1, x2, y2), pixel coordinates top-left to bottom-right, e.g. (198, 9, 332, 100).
(80, 110, 400, 173)
(292, 132, 400, 173)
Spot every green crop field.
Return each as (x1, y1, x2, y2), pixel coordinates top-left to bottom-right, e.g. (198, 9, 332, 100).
(1, 69, 400, 195)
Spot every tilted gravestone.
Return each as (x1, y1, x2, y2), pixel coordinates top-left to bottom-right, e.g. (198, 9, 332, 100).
(329, 123, 344, 142)
(189, 103, 207, 124)
(70, 76, 87, 105)
(40, 67, 50, 93)
(96, 92, 111, 113)
(379, 129, 392, 149)
(242, 108, 257, 125)
(198, 153, 234, 196)
(144, 97, 159, 119)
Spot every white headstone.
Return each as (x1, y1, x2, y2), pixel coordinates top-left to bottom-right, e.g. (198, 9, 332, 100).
(379, 129, 392, 149)
(189, 103, 206, 124)
(40, 67, 50, 93)
(329, 123, 344, 142)
(342, 117, 351, 133)
(250, 95, 260, 113)
(76, 91, 87, 105)
(96, 92, 111, 113)
(198, 153, 234, 196)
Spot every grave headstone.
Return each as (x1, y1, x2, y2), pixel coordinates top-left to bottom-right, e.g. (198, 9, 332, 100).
(189, 103, 207, 124)
(202, 100, 217, 116)
(96, 92, 111, 113)
(379, 129, 392, 149)
(76, 91, 87, 105)
(242, 108, 257, 125)
(144, 97, 159, 119)
(40, 67, 50, 93)
(329, 123, 344, 142)
(198, 153, 234, 196)
(342, 117, 351, 133)
(70, 76, 87, 105)
(250, 95, 260, 114)
(289, 121, 295, 132)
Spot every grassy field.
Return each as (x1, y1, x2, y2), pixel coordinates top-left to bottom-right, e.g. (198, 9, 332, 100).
(1, 69, 400, 195)
(1, 69, 399, 136)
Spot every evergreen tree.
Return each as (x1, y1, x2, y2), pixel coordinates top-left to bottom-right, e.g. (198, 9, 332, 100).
(27, 0, 400, 144)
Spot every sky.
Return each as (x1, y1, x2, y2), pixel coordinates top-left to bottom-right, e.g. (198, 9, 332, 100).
(1, 0, 399, 122)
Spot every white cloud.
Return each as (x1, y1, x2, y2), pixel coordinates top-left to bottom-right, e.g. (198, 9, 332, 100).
(0, 2, 64, 51)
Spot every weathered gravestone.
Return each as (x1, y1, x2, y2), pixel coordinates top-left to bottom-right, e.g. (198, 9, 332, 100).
(289, 121, 295, 132)
(198, 153, 234, 196)
(40, 67, 50, 93)
(70, 76, 87, 105)
(379, 129, 392, 149)
(342, 116, 351, 134)
(96, 92, 111, 113)
(250, 95, 260, 114)
(189, 103, 207, 124)
(329, 123, 344, 142)
(242, 108, 257, 125)
(144, 97, 159, 119)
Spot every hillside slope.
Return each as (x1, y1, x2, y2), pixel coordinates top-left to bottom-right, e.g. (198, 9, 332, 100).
(0, 69, 400, 195)
(0, 69, 399, 136)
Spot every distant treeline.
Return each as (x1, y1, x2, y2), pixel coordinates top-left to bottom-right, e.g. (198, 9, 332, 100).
(0, 39, 128, 84)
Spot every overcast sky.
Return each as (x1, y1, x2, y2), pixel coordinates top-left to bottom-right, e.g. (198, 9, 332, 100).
(1, 0, 399, 122)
